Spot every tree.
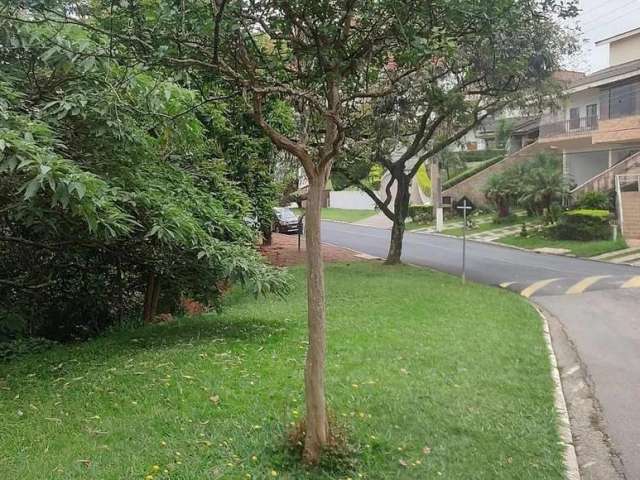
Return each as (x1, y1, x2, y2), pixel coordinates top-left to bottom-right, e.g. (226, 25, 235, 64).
(483, 170, 521, 218)
(483, 153, 568, 220)
(333, 0, 577, 264)
(3, 0, 445, 463)
(0, 19, 288, 339)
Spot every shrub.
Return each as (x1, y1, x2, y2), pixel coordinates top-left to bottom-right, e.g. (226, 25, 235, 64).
(553, 209, 611, 241)
(442, 154, 505, 190)
(574, 191, 611, 211)
(408, 205, 434, 223)
(492, 213, 517, 225)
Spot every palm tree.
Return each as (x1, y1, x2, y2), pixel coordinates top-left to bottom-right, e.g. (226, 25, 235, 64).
(518, 153, 569, 219)
(483, 171, 520, 217)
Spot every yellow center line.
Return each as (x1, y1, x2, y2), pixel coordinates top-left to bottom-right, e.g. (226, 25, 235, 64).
(521, 278, 561, 298)
(566, 275, 610, 295)
(622, 276, 640, 289)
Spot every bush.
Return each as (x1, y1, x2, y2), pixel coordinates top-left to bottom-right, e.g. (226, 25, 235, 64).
(574, 191, 611, 211)
(553, 209, 611, 241)
(445, 149, 505, 164)
(408, 205, 434, 223)
(492, 213, 517, 225)
(442, 154, 505, 190)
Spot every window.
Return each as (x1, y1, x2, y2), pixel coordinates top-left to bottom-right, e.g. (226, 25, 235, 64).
(609, 83, 636, 119)
(586, 104, 598, 128)
(569, 107, 580, 129)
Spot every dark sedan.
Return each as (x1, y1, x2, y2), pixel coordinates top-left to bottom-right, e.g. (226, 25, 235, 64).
(273, 207, 303, 234)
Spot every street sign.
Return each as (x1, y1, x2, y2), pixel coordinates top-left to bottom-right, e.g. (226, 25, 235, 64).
(456, 199, 473, 283)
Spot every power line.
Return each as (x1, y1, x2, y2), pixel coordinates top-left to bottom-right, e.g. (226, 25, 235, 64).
(579, 0, 639, 28)
(585, 7, 640, 35)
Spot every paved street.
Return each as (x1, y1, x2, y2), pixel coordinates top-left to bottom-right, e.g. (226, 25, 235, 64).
(322, 220, 640, 479)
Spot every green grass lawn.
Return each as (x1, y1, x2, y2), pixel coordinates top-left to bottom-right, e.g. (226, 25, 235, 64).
(293, 208, 376, 223)
(0, 263, 564, 479)
(499, 232, 628, 257)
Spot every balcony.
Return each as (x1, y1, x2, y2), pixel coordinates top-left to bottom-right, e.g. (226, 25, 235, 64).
(539, 116, 599, 139)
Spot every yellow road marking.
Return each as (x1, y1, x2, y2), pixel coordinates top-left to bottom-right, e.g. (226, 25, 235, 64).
(521, 278, 560, 298)
(566, 275, 610, 295)
(500, 281, 515, 288)
(622, 276, 640, 289)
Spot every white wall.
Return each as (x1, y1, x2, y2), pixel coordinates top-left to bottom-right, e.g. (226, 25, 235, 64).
(610, 34, 640, 66)
(565, 150, 609, 187)
(329, 190, 376, 210)
(565, 88, 600, 121)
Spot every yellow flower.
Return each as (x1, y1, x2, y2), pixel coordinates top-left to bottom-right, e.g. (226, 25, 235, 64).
(152, 465, 160, 472)
(271, 470, 278, 476)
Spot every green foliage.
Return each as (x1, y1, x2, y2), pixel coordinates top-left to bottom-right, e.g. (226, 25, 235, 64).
(445, 149, 506, 166)
(408, 205, 434, 223)
(482, 153, 568, 220)
(0, 21, 289, 340)
(495, 119, 515, 148)
(552, 209, 611, 241)
(416, 165, 431, 195)
(574, 191, 611, 211)
(443, 154, 505, 190)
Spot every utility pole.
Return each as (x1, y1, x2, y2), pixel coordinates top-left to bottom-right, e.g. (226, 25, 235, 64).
(456, 199, 473, 284)
(430, 155, 443, 232)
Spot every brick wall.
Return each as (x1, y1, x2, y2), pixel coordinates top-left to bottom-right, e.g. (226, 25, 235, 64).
(593, 117, 640, 144)
(621, 191, 640, 239)
(442, 142, 544, 207)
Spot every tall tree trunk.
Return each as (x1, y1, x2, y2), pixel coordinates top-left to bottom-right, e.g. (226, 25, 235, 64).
(302, 175, 329, 464)
(386, 175, 409, 265)
(142, 272, 157, 323)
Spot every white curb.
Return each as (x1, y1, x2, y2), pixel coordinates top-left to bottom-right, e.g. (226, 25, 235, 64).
(533, 305, 581, 480)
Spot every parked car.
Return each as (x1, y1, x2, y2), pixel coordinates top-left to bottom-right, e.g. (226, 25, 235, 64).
(273, 207, 303, 234)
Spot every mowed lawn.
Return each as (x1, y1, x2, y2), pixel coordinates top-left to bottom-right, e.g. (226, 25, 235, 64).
(499, 232, 627, 257)
(293, 208, 376, 223)
(0, 263, 564, 479)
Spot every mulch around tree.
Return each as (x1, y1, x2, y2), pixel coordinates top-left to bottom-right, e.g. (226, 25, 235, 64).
(260, 233, 372, 267)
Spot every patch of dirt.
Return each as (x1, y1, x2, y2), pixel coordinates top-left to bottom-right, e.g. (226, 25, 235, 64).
(260, 233, 370, 267)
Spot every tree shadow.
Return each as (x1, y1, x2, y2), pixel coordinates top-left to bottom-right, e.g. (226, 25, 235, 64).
(1, 314, 292, 379)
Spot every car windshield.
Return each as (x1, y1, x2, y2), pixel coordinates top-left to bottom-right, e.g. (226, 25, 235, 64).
(277, 209, 298, 221)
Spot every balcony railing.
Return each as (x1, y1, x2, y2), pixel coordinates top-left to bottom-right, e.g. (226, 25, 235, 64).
(539, 115, 599, 139)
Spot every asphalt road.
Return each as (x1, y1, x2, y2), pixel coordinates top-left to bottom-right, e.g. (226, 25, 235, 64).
(321, 220, 640, 479)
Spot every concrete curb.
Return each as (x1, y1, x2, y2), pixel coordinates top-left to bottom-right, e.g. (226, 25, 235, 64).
(532, 304, 581, 480)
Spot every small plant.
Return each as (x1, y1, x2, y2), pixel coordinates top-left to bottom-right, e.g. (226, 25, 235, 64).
(520, 222, 529, 238)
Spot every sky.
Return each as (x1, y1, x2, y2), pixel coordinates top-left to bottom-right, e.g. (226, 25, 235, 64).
(569, 0, 640, 72)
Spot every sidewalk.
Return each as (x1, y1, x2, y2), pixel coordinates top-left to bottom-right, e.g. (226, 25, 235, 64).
(354, 212, 393, 228)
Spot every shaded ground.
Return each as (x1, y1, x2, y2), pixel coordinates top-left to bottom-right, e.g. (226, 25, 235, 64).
(260, 233, 366, 266)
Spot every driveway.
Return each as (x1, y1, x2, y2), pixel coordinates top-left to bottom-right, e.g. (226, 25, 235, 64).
(321, 220, 640, 479)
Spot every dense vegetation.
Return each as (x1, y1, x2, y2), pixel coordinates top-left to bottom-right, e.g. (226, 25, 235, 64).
(483, 153, 569, 220)
(0, 21, 290, 340)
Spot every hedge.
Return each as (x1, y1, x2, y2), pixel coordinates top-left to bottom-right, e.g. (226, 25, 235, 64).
(553, 209, 611, 241)
(442, 154, 505, 190)
(408, 205, 434, 223)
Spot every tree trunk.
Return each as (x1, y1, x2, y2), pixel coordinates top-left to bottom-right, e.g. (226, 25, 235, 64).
(302, 175, 330, 464)
(143, 272, 160, 323)
(386, 175, 408, 265)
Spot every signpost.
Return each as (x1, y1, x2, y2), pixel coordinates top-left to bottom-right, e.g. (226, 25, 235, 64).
(456, 199, 473, 283)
